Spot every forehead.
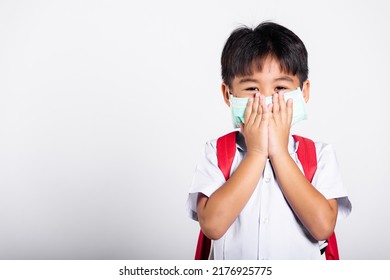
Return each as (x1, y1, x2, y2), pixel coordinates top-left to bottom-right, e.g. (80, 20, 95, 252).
(232, 57, 300, 85)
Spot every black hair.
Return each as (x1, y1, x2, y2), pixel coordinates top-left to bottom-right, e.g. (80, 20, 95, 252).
(221, 21, 308, 87)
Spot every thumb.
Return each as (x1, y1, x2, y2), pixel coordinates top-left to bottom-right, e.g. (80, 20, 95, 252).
(238, 122, 244, 132)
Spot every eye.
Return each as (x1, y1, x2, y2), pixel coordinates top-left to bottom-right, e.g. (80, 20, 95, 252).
(245, 87, 259, 92)
(275, 86, 288, 93)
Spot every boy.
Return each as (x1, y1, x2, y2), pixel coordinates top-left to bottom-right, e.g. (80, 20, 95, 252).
(187, 21, 351, 259)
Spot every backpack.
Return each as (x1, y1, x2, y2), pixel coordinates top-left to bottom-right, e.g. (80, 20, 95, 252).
(194, 131, 339, 260)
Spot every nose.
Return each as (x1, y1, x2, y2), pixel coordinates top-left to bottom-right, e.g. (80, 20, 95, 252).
(259, 88, 274, 97)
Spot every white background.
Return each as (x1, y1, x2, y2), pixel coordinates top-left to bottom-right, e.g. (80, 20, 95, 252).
(0, 0, 389, 260)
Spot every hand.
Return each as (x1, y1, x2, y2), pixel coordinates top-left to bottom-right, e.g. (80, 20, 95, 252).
(239, 93, 269, 158)
(268, 93, 293, 159)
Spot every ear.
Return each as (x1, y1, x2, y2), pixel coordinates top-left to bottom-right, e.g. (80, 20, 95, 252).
(221, 83, 230, 107)
(302, 80, 310, 103)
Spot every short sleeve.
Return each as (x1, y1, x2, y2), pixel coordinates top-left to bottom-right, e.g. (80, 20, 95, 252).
(186, 140, 226, 221)
(311, 142, 352, 220)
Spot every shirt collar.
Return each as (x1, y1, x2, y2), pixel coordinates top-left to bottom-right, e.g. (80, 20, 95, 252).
(236, 132, 298, 155)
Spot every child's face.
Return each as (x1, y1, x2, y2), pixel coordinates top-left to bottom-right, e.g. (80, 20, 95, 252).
(222, 56, 310, 104)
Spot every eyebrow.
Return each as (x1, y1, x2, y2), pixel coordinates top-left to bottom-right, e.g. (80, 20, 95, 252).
(274, 76, 294, 83)
(238, 78, 259, 84)
(238, 76, 295, 84)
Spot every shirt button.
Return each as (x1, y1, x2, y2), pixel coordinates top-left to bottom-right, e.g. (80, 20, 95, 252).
(264, 177, 271, 183)
(262, 218, 269, 224)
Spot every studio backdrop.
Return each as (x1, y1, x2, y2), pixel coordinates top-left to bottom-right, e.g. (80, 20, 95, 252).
(0, 0, 389, 259)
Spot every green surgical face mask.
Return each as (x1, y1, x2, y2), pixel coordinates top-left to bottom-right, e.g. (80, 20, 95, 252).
(229, 88, 308, 128)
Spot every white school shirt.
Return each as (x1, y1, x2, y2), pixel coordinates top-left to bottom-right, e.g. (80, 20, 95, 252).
(187, 132, 352, 260)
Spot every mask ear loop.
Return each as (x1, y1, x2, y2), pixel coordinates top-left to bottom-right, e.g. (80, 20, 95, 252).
(228, 88, 235, 100)
(228, 89, 234, 106)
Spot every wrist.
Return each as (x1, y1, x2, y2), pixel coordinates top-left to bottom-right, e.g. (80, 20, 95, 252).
(245, 150, 268, 161)
(269, 150, 290, 162)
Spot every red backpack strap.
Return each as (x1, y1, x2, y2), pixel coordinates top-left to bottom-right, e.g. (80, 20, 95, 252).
(217, 131, 239, 181)
(293, 135, 339, 260)
(292, 135, 317, 182)
(194, 131, 238, 260)
(194, 230, 211, 260)
(325, 231, 339, 260)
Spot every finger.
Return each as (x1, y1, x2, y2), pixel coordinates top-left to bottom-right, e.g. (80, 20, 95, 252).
(272, 93, 279, 113)
(248, 93, 260, 125)
(286, 98, 293, 124)
(238, 121, 244, 132)
(267, 103, 274, 123)
(260, 94, 270, 125)
(271, 94, 280, 123)
(253, 94, 264, 127)
(279, 92, 286, 111)
(279, 92, 287, 119)
(244, 97, 254, 125)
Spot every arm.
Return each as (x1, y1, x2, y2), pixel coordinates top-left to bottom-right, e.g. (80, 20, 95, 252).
(270, 152, 338, 240)
(197, 93, 269, 240)
(197, 153, 266, 240)
(268, 93, 338, 241)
